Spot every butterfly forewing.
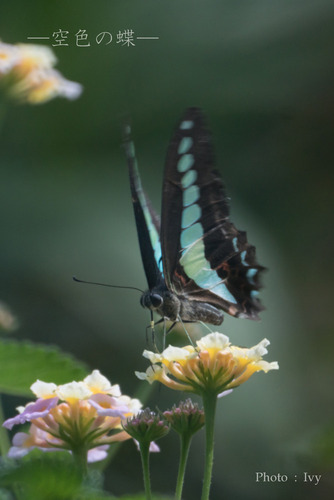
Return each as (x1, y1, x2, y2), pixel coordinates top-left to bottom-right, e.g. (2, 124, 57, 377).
(125, 128, 163, 290)
(161, 108, 264, 319)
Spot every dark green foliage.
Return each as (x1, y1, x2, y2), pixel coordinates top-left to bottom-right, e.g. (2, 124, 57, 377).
(0, 340, 88, 397)
(0, 451, 83, 500)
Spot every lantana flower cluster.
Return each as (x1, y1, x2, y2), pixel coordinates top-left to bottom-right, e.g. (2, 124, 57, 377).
(3, 370, 142, 462)
(136, 332, 279, 396)
(0, 41, 82, 104)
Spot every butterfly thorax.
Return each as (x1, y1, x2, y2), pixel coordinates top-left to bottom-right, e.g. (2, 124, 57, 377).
(140, 284, 224, 325)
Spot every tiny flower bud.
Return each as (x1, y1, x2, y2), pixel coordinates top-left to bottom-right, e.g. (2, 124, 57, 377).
(123, 408, 170, 446)
(164, 399, 205, 437)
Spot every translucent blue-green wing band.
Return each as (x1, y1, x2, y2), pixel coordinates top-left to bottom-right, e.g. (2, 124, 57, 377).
(160, 108, 265, 320)
(125, 126, 163, 289)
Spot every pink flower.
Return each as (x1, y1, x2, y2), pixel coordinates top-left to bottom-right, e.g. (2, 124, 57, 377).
(3, 398, 58, 430)
(3, 370, 144, 463)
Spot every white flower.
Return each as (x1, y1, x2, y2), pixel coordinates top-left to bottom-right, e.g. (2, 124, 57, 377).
(230, 338, 270, 361)
(83, 370, 121, 397)
(0, 42, 20, 74)
(118, 395, 142, 414)
(16, 44, 57, 73)
(143, 350, 163, 364)
(135, 365, 165, 384)
(196, 332, 230, 351)
(160, 345, 194, 362)
(30, 380, 57, 399)
(56, 381, 92, 401)
(255, 360, 279, 372)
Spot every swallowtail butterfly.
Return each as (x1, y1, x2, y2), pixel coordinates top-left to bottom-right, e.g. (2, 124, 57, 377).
(125, 108, 264, 327)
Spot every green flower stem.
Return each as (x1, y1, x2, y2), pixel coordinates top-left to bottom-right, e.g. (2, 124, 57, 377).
(0, 395, 11, 456)
(107, 381, 154, 465)
(139, 442, 152, 500)
(175, 432, 192, 500)
(72, 444, 88, 476)
(201, 392, 218, 500)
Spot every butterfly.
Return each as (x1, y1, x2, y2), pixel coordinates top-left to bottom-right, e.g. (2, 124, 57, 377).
(124, 108, 264, 329)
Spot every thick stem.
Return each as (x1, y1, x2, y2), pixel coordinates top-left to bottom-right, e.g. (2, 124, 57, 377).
(201, 392, 217, 500)
(175, 433, 192, 500)
(139, 442, 152, 500)
(71, 444, 88, 476)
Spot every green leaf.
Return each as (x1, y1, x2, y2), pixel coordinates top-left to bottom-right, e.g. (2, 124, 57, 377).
(0, 451, 121, 500)
(0, 487, 12, 500)
(0, 339, 88, 397)
(0, 451, 83, 500)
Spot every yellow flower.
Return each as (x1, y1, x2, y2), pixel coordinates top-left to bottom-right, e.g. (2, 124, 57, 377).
(14, 44, 56, 76)
(0, 41, 82, 104)
(136, 332, 279, 396)
(9, 67, 82, 104)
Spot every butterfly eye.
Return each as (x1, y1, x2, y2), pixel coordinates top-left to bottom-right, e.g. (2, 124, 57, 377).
(150, 294, 163, 309)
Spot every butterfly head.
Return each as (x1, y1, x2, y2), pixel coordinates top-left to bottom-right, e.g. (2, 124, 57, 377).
(140, 291, 163, 311)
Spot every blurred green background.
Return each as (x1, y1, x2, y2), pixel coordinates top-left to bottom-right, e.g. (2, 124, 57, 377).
(1, 1, 334, 499)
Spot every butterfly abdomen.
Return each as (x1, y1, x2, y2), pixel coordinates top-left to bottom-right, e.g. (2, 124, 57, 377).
(179, 297, 224, 325)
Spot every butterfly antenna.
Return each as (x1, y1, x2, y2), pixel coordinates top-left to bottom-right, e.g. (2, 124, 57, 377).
(72, 276, 144, 294)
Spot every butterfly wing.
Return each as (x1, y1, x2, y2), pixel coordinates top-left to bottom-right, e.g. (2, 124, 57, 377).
(125, 127, 163, 290)
(160, 108, 264, 320)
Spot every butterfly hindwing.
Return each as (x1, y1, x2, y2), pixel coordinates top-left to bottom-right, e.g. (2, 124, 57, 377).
(160, 108, 264, 320)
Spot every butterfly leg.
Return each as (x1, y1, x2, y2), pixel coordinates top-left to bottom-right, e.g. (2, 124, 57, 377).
(155, 317, 168, 352)
(177, 315, 195, 347)
(166, 319, 196, 339)
(166, 321, 177, 335)
(146, 313, 165, 352)
(161, 318, 178, 350)
(199, 321, 214, 333)
(145, 311, 156, 349)
(145, 324, 150, 344)
(149, 310, 158, 352)
(162, 317, 167, 351)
